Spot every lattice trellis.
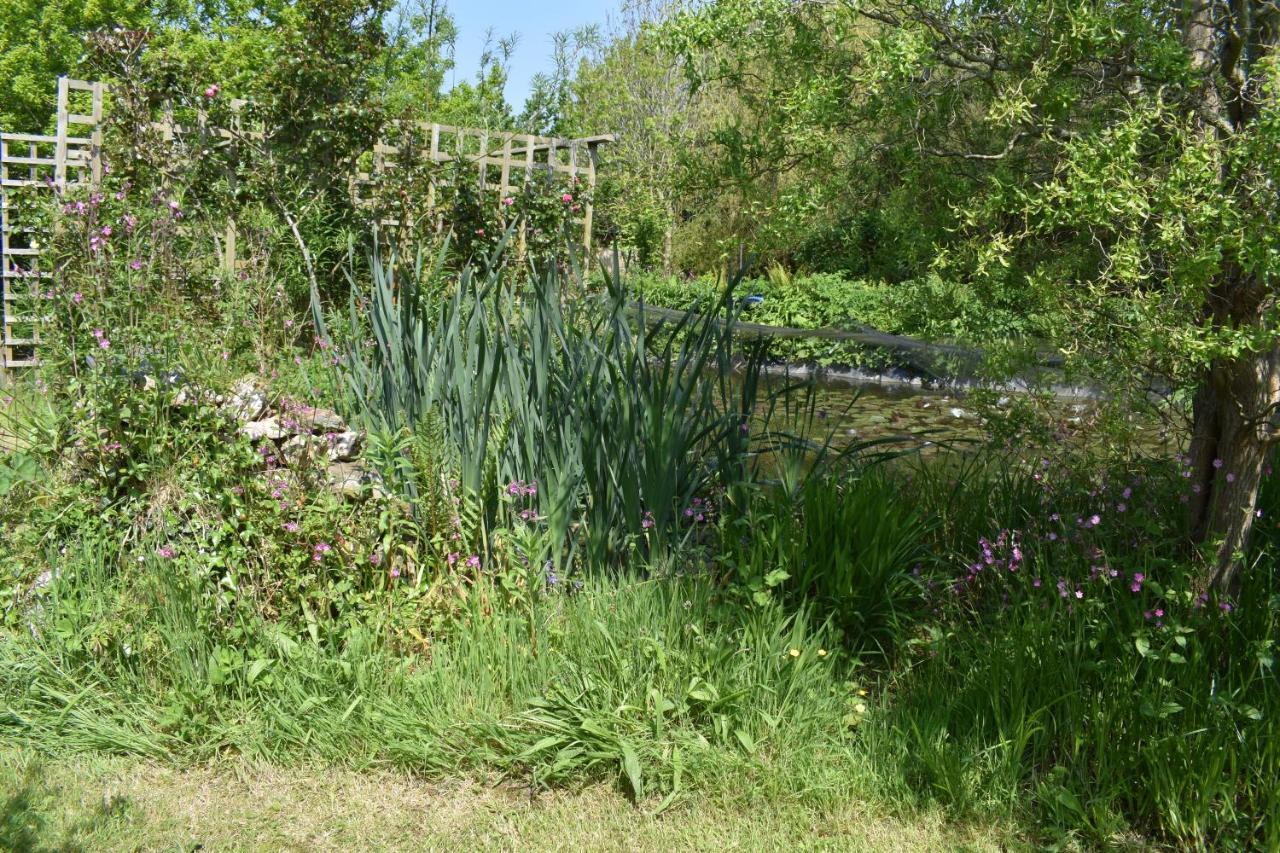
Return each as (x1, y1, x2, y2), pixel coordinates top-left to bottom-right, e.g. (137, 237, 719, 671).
(1, 78, 103, 373)
(0, 76, 613, 376)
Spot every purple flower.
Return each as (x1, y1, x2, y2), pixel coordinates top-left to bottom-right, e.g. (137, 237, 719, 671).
(465, 554, 481, 569)
(129, 259, 141, 271)
(1213, 458, 1224, 469)
(284, 522, 299, 532)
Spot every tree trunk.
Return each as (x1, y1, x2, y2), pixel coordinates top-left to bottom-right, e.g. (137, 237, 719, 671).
(1188, 345, 1280, 595)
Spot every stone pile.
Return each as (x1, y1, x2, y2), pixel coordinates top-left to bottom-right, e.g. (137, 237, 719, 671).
(206, 377, 385, 499)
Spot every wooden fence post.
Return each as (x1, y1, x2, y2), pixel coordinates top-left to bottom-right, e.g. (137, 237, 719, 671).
(54, 77, 69, 186)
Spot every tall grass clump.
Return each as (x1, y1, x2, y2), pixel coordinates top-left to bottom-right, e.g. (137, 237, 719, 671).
(324, 239, 780, 571)
(855, 449, 1280, 849)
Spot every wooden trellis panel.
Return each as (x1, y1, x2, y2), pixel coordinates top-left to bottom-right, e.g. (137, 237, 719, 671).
(0, 76, 614, 376)
(352, 124, 612, 251)
(1, 78, 103, 374)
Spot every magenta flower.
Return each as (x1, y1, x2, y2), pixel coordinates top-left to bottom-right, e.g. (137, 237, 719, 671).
(129, 259, 141, 270)
(157, 545, 176, 559)
(465, 554, 481, 569)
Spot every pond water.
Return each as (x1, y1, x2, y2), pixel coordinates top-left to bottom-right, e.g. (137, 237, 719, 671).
(753, 371, 1180, 456)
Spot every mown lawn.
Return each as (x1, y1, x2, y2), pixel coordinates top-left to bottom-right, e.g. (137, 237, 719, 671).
(0, 748, 1012, 851)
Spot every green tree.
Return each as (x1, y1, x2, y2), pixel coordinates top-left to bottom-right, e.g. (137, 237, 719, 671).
(845, 0, 1279, 590)
(0, 0, 152, 131)
(662, 0, 1279, 588)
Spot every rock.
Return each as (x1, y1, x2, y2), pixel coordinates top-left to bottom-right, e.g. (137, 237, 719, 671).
(279, 405, 347, 435)
(281, 434, 323, 466)
(226, 377, 269, 423)
(325, 430, 362, 462)
(327, 461, 386, 500)
(13, 568, 59, 639)
(173, 385, 216, 407)
(241, 417, 288, 442)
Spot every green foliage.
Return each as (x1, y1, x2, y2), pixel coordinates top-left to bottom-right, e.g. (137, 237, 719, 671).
(629, 269, 1047, 370)
(330, 240, 779, 571)
(721, 469, 928, 652)
(0, 0, 150, 131)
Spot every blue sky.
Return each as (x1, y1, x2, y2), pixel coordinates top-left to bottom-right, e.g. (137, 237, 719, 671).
(444, 1, 620, 110)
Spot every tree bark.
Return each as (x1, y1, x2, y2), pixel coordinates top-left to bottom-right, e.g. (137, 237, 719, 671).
(1188, 344, 1280, 595)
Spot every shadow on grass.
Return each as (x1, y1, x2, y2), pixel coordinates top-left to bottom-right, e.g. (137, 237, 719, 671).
(0, 764, 130, 853)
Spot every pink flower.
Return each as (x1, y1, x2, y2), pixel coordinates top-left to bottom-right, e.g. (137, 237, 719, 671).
(284, 522, 299, 533)
(475, 228, 485, 236)
(129, 259, 142, 271)
(502, 196, 514, 206)
(561, 193, 573, 203)
(72, 292, 83, 304)
(203, 84, 220, 99)
(1226, 473, 1236, 483)
(157, 546, 176, 559)
(465, 554, 481, 569)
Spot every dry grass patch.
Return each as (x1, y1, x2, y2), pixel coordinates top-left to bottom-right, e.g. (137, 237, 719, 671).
(0, 748, 1013, 851)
